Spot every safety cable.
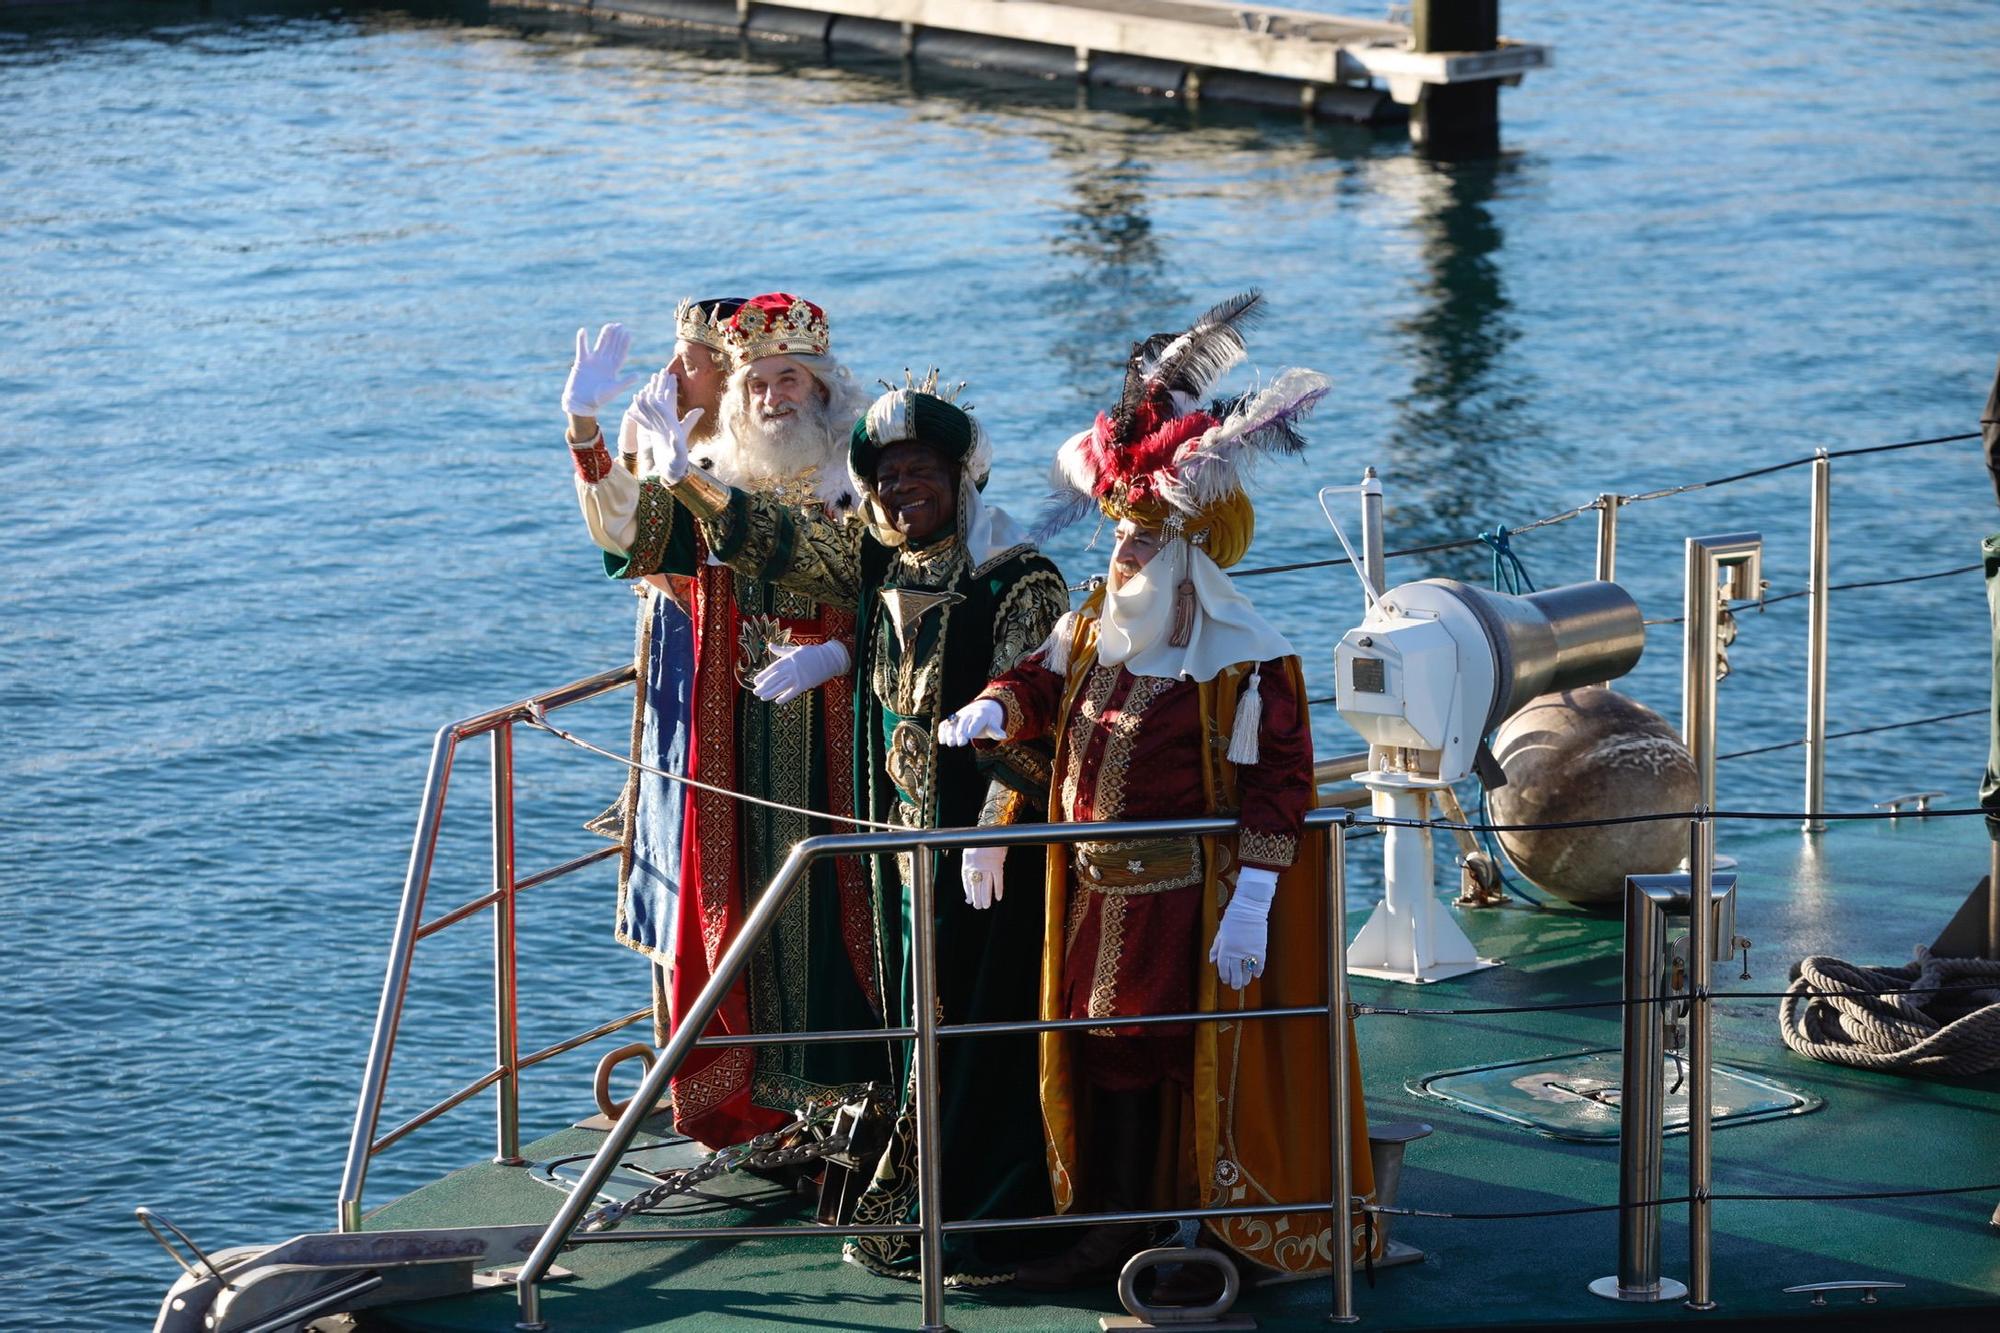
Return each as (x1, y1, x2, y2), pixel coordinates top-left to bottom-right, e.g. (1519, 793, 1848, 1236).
(1718, 708, 1985, 761)
(1233, 428, 1978, 583)
(1351, 981, 2000, 1020)
(522, 705, 904, 831)
(1364, 1180, 2000, 1222)
(1361, 805, 1991, 833)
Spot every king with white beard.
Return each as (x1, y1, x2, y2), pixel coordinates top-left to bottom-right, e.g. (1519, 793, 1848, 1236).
(567, 291, 890, 1153)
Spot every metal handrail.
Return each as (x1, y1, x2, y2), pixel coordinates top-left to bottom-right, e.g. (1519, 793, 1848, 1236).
(336, 665, 637, 1234)
(512, 812, 1360, 1329)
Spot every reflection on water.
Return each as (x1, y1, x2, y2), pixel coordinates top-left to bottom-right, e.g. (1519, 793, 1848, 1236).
(1382, 154, 1539, 573)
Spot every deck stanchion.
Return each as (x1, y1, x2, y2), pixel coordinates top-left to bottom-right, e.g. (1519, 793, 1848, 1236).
(337, 725, 457, 1233)
(1327, 818, 1358, 1325)
(1361, 468, 1386, 601)
(1686, 812, 1717, 1311)
(1592, 874, 1684, 1302)
(1803, 454, 1831, 833)
(491, 723, 524, 1166)
(1681, 532, 1762, 810)
(1594, 493, 1620, 582)
(911, 843, 948, 1333)
(516, 841, 819, 1328)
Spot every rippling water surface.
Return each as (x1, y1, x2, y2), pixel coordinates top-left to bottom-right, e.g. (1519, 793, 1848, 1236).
(3, 0, 1998, 1323)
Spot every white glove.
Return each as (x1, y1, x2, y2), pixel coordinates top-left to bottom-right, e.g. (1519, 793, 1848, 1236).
(627, 369, 705, 483)
(937, 698, 1007, 747)
(1208, 865, 1278, 990)
(751, 640, 851, 704)
(962, 845, 1007, 909)
(617, 400, 645, 466)
(563, 323, 641, 418)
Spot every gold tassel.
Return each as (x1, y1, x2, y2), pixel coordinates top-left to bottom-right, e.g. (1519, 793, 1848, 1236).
(1170, 576, 1196, 647)
(1227, 667, 1263, 765)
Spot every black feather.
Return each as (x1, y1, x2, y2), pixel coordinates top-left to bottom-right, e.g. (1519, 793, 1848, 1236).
(1147, 290, 1264, 404)
(1108, 339, 1149, 447)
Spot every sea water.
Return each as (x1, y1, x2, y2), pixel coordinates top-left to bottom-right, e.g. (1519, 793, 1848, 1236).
(2, 0, 1997, 1322)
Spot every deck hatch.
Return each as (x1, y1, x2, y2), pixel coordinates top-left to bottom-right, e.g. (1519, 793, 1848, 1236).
(1412, 1049, 1821, 1142)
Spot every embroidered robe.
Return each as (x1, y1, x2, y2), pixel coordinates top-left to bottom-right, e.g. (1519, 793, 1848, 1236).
(979, 604, 1381, 1276)
(681, 483, 1070, 1282)
(590, 449, 888, 1151)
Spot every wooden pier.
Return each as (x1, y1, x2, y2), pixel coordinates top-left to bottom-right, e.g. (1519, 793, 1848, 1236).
(504, 0, 1550, 147)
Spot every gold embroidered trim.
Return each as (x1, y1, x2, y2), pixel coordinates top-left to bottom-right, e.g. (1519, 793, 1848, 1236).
(987, 566, 1069, 679)
(980, 685, 1026, 739)
(1060, 664, 1120, 822)
(1237, 828, 1299, 869)
(1086, 893, 1130, 1034)
(1095, 673, 1171, 821)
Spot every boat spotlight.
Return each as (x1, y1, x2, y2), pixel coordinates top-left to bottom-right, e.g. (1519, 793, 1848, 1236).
(1334, 579, 1644, 982)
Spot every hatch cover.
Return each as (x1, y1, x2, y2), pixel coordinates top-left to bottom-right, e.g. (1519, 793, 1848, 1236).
(1412, 1049, 1821, 1142)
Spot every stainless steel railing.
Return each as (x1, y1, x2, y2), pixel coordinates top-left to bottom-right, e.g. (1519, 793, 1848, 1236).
(336, 665, 639, 1234)
(511, 812, 1364, 1331)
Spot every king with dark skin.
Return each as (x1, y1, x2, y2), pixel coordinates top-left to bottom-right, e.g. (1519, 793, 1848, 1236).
(874, 440, 957, 543)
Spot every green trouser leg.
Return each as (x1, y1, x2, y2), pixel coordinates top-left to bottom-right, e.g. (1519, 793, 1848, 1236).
(1983, 535, 2000, 842)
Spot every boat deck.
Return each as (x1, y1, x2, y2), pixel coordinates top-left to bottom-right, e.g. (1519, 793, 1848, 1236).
(363, 812, 2000, 1331)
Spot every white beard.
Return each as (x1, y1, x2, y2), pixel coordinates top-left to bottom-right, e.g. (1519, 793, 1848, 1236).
(711, 391, 845, 493)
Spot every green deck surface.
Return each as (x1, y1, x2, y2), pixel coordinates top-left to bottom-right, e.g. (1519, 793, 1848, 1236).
(364, 815, 2000, 1331)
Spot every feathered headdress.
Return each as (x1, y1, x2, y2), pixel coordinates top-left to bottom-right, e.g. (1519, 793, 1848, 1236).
(1035, 291, 1330, 547)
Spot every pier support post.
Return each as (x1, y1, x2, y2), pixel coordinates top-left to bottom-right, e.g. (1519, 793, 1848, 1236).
(1410, 0, 1500, 157)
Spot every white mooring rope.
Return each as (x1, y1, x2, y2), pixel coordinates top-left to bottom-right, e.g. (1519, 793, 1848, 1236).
(1779, 947, 2000, 1077)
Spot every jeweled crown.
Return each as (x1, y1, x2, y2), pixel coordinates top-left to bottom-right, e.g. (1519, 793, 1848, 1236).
(724, 292, 831, 364)
(674, 296, 743, 353)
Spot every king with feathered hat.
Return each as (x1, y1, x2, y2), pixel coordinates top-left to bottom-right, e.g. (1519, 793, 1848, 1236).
(937, 293, 1381, 1292)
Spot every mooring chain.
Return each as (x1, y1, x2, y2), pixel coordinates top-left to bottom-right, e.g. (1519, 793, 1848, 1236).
(582, 1118, 853, 1232)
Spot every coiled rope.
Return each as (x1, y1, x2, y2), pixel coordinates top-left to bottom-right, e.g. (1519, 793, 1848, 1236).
(1779, 947, 2000, 1077)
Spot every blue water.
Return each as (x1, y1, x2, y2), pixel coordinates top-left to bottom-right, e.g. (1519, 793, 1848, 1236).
(3, 0, 1997, 1324)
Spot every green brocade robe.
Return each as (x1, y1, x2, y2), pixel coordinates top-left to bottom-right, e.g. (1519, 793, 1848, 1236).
(602, 482, 887, 1150)
(676, 479, 1070, 1281)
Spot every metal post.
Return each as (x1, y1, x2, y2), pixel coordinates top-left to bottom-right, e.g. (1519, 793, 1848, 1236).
(491, 724, 524, 1166)
(1681, 533, 1762, 810)
(911, 844, 948, 1332)
(1327, 820, 1357, 1324)
(337, 727, 457, 1233)
(1682, 548, 1718, 809)
(1361, 468, 1386, 604)
(1591, 880, 1685, 1302)
(1686, 814, 1716, 1311)
(1802, 454, 1831, 833)
(1594, 493, 1621, 583)
(516, 841, 819, 1328)
(1990, 842, 2000, 961)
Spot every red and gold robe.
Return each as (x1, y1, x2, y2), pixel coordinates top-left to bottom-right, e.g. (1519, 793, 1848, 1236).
(978, 605, 1379, 1275)
(575, 437, 886, 1150)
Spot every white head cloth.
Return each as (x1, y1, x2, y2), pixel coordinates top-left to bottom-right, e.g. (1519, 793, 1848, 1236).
(1094, 538, 1293, 682)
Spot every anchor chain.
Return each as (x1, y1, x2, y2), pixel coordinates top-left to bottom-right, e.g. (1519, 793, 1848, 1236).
(581, 1099, 866, 1233)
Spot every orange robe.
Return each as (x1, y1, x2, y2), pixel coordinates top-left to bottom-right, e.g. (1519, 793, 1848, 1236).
(980, 606, 1379, 1274)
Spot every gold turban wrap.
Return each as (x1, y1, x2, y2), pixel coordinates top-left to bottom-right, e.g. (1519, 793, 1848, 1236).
(1099, 485, 1256, 570)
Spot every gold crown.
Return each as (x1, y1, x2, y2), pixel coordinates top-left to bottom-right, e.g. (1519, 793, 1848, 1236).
(724, 297, 830, 364)
(674, 298, 734, 352)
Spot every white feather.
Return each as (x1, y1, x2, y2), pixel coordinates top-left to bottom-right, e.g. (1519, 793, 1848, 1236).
(1051, 426, 1100, 498)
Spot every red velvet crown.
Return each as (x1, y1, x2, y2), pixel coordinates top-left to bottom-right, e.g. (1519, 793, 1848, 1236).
(723, 291, 830, 363)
